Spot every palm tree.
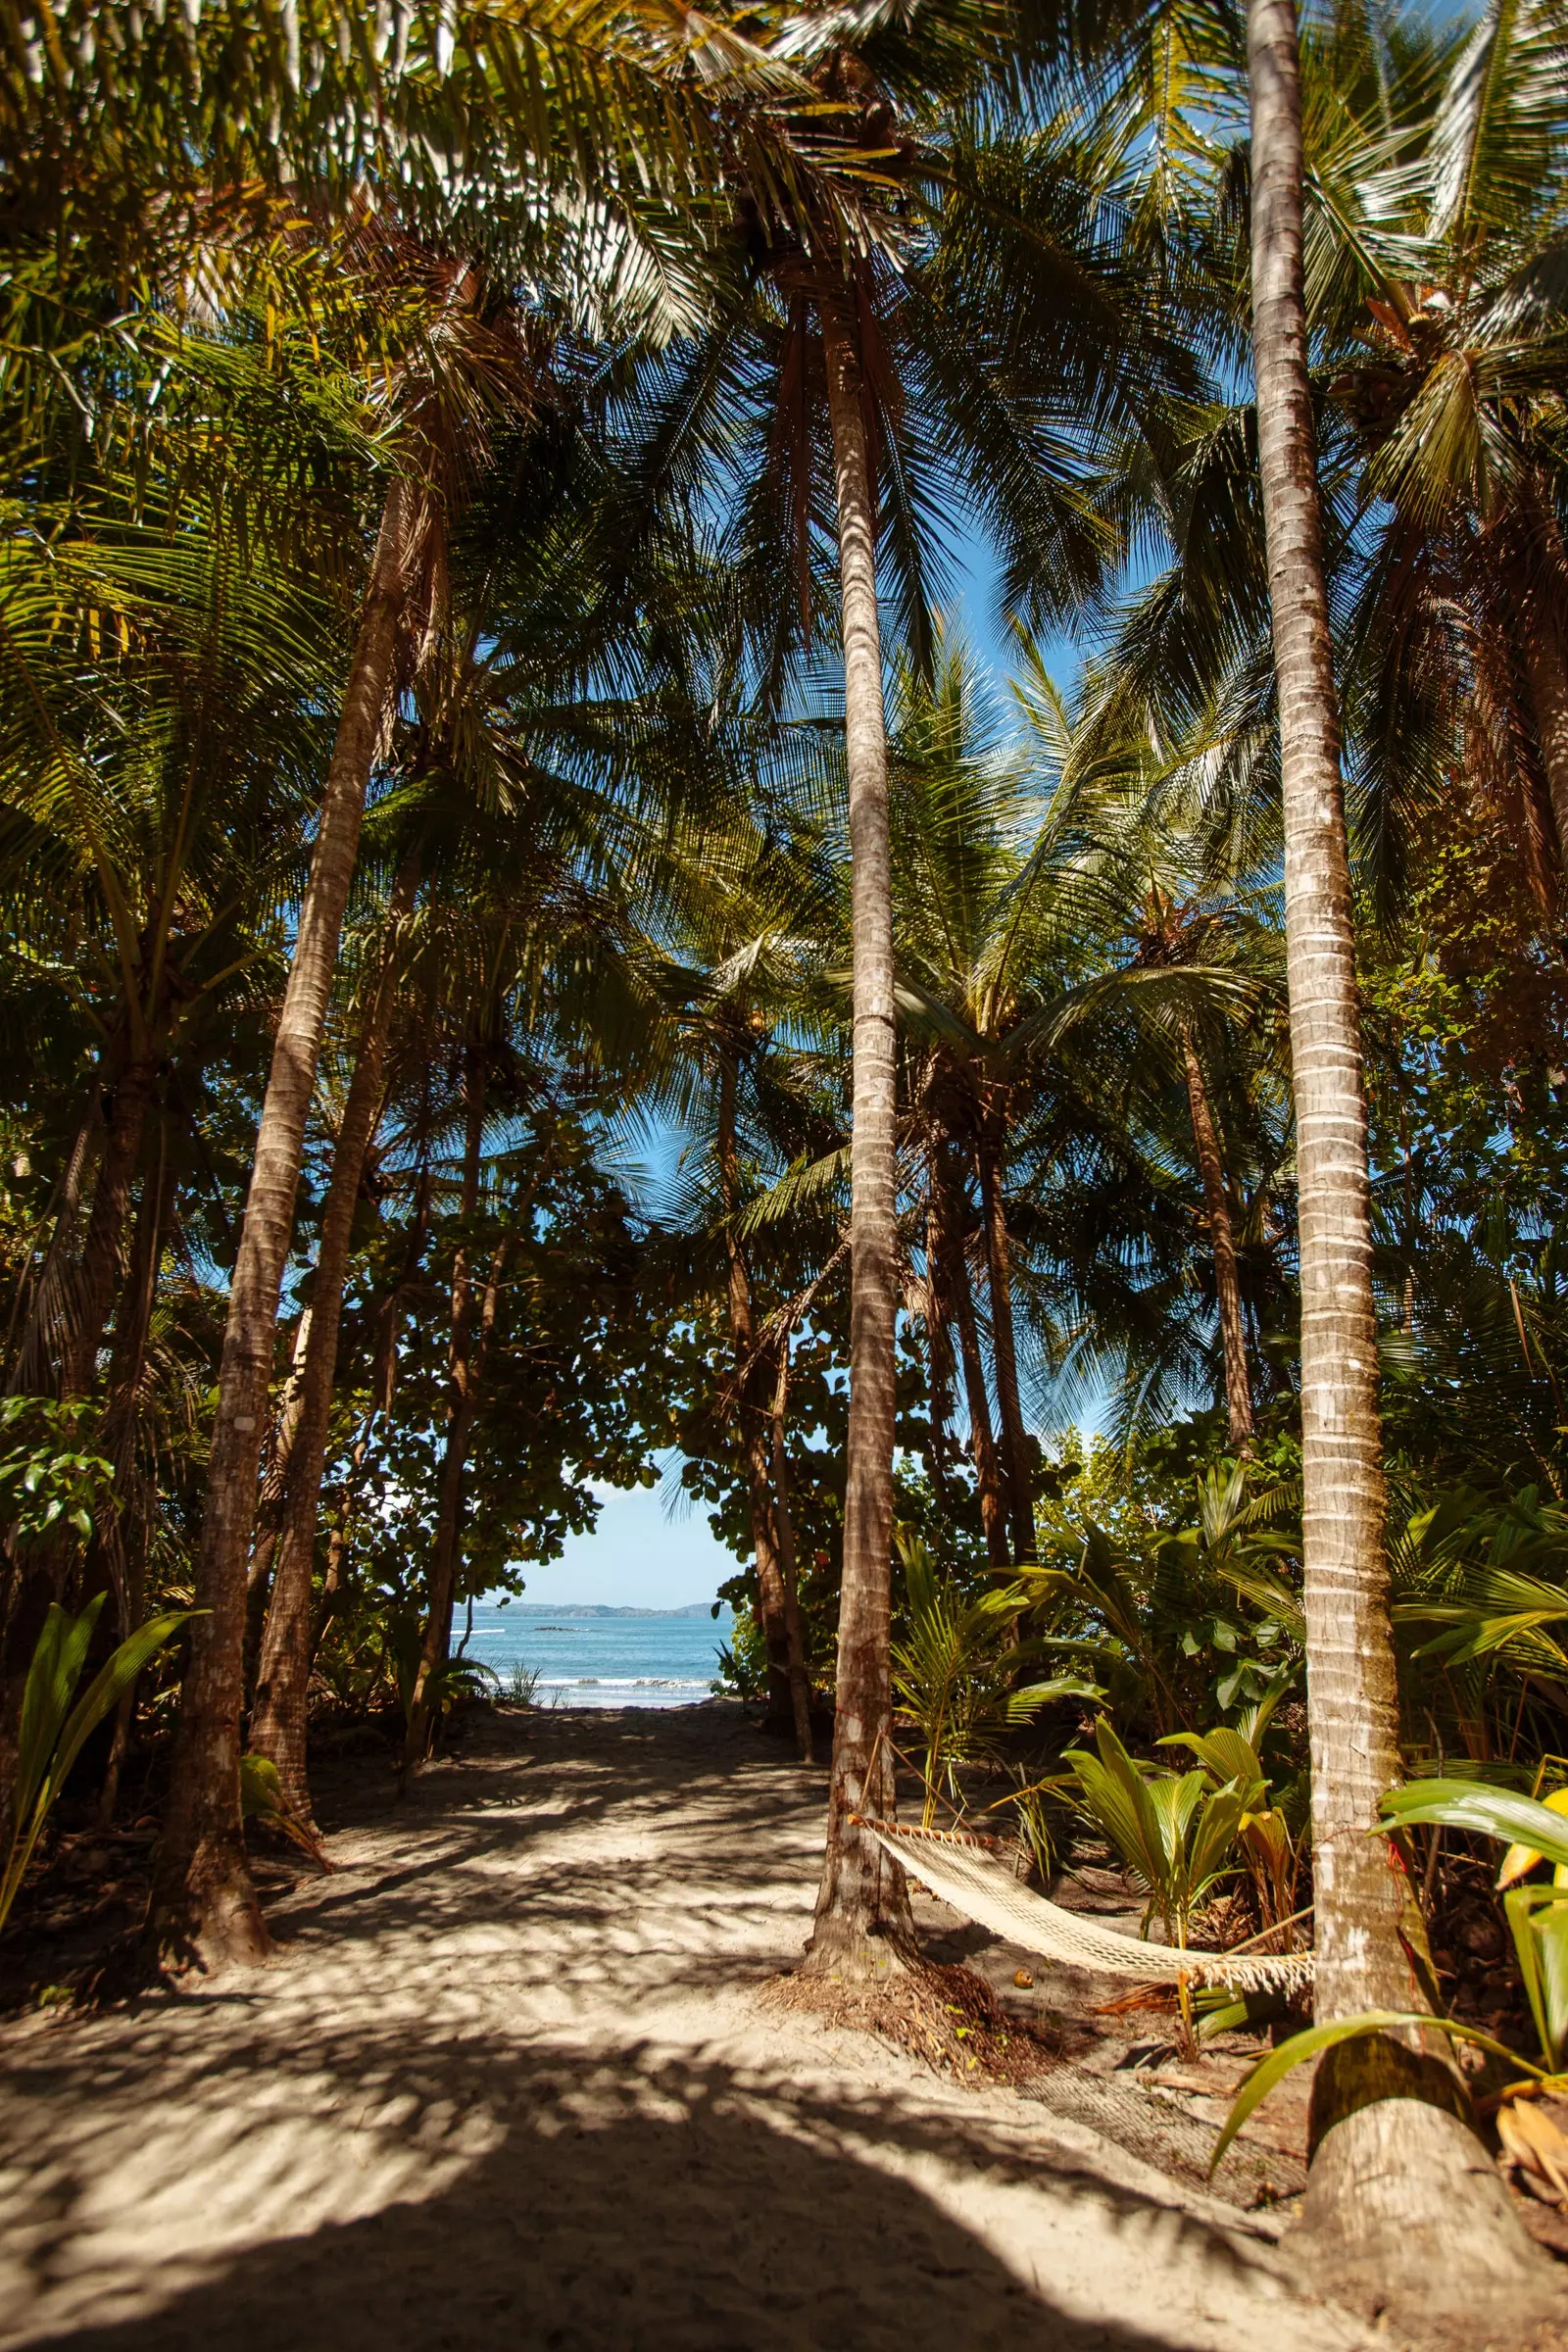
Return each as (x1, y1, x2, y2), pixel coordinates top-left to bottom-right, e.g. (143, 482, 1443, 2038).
(247, 845, 420, 1818)
(148, 247, 539, 1964)
(1313, 0, 1568, 912)
(1122, 881, 1285, 1447)
(890, 637, 1267, 1503)
(1243, 0, 1540, 2303)
(615, 56, 1193, 1969)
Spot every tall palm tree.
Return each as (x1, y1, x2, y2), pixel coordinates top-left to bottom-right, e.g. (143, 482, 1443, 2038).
(616, 57, 1193, 1968)
(1243, 0, 1540, 2303)
(148, 248, 540, 1964)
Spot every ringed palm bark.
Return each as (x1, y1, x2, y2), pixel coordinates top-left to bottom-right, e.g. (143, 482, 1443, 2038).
(1124, 884, 1267, 1446)
(1245, 0, 1543, 2306)
(1178, 1027, 1252, 1446)
(715, 1044, 814, 1760)
(807, 282, 914, 1967)
(148, 470, 416, 1965)
(248, 848, 419, 1819)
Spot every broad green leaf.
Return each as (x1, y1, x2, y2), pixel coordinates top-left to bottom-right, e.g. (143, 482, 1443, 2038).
(1381, 1781, 1568, 1875)
(1210, 2012, 1543, 2175)
(50, 1609, 194, 1793)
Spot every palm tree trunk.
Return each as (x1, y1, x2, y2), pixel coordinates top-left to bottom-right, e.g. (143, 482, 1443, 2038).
(805, 284, 912, 1973)
(1246, 0, 1536, 2307)
(97, 1129, 174, 1823)
(947, 1214, 1009, 1571)
(314, 1160, 432, 1662)
(148, 473, 413, 1968)
(974, 1111, 1034, 1566)
(770, 1338, 814, 1763)
(250, 852, 417, 1821)
(1523, 610, 1568, 878)
(406, 1050, 503, 1768)
(1180, 1031, 1253, 1447)
(715, 1050, 801, 1737)
(61, 1042, 157, 1397)
(406, 1236, 505, 1768)
(921, 1182, 957, 1520)
(242, 1305, 315, 1698)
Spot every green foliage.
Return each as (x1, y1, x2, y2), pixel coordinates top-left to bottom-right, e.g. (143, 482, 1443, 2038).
(1, 1594, 192, 1933)
(1210, 2008, 1536, 2178)
(1028, 1435, 1304, 1737)
(1214, 1772, 1568, 2173)
(891, 1531, 1098, 1827)
(1162, 1708, 1305, 1938)
(0, 1399, 115, 1549)
(239, 1752, 331, 1869)
(381, 1609, 499, 1740)
(1061, 1717, 1250, 1948)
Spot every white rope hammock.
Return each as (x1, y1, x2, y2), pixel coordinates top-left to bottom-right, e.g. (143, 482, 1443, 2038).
(863, 1819, 1315, 1996)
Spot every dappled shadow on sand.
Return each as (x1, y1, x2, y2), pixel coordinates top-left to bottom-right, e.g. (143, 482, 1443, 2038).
(5, 2021, 1314, 2352)
(0, 1710, 1359, 2351)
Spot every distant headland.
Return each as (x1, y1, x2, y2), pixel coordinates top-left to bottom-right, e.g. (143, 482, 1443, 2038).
(499, 1600, 725, 1619)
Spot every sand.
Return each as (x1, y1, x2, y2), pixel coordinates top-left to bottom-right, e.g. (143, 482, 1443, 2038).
(0, 1703, 1379, 2352)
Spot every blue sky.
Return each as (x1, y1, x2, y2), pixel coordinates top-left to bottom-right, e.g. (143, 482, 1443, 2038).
(511, 1476, 730, 1611)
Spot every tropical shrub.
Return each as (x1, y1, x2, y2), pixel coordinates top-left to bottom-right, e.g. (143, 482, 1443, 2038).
(1212, 1779, 1568, 2175)
(1061, 1717, 1250, 1949)
(1, 1595, 191, 1935)
(891, 1533, 1098, 1827)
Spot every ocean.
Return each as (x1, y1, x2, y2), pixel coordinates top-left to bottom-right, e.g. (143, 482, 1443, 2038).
(459, 1599, 736, 1709)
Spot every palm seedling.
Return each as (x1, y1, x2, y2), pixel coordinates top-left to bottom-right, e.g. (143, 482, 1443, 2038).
(1061, 1715, 1250, 1951)
(891, 1530, 1097, 1826)
(1, 1595, 192, 1936)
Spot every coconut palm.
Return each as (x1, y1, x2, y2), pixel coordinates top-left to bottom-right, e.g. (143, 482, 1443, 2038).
(889, 636, 1272, 1512)
(1241, 0, 1540, 2305)
(612, 48, 1198, 1964)
(148, 241, 546, 1965)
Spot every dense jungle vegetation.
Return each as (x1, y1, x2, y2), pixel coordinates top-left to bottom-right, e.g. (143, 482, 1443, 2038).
(4, 0, 1568, 2325)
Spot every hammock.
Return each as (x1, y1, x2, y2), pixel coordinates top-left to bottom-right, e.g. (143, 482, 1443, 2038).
(862, 1819, 1315, 1996)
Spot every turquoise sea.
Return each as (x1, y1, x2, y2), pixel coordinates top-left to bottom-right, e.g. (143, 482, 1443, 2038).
(461, 1599, 736, 1709)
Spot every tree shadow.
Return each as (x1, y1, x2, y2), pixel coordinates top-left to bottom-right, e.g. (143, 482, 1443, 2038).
(7, 2025, 1313, 2352)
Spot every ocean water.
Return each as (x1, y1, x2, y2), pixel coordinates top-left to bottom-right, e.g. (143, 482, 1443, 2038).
(460, 1599, 736, 1710)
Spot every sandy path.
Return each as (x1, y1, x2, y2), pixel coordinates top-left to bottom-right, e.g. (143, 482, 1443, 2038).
(0, 1705, 1374, 2352)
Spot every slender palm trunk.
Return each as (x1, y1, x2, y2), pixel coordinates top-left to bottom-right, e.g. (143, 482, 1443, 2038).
(949, 1225, 1009, 1571)
(148, 474, 412, 1968)
(1180, 1032, 1253, 1447)
(407, 1053, 506, 1769)
(315, 1163, 432, 1661)
(1247, 0, 1536, 2305)
(974, 1112, 1034, 1566)
(768, 1338, 815, 1761)
(250, 855, 416, 1820)
(806, 285, 911, 1972)
(242, 1305, 315, 1698)
(61, 1042, 157, 1397)
(406, 1238, 505, 1767)
(922, 1185, 956, 1519)
(938, 1147, 1007, 1568)
(97, 1132, 174, 1822)
(715, 1052, 802, 1740)
(406, 1053, 485, 1764)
